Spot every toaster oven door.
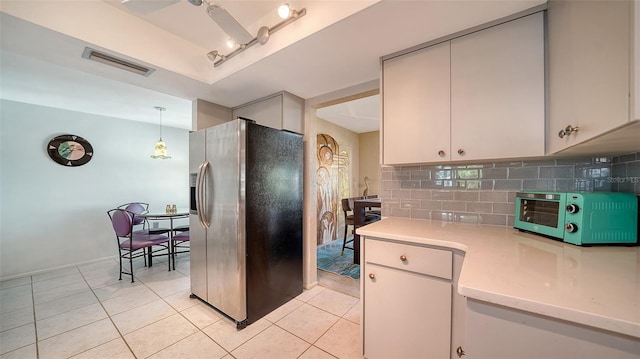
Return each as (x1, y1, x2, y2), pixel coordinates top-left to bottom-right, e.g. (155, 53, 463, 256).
(514, 192, 567, 239)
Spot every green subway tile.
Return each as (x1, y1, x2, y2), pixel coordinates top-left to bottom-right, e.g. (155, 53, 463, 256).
(508, 166, 539, 179)
(539, 166, 574, 179)
(431, 191, 453, 200)
(479, 168, 508, 179)
(454, 191, 479, 202)
(442, 201, 466, 211)
(421, 200, 442, 210)
(410, 189, 431, 200)
(479, 191, 507, 202)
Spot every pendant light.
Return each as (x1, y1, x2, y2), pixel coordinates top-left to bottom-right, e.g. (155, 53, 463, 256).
(151, 106, 171, 159)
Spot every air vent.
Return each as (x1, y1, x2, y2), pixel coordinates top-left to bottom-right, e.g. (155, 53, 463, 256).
(81, 47, 155, 77)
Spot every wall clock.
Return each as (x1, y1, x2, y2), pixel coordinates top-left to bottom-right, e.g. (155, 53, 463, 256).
(47, 134, 94, 167)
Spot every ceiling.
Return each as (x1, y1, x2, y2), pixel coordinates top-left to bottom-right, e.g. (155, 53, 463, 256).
(0, 0, 546, 130)
(316, 94, 381, 134)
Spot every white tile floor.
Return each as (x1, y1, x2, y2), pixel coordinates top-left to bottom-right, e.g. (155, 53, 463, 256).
(0, 254, 362, 359)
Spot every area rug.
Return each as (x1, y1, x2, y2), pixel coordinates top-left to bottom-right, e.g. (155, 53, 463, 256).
(317, 240, 360, 279)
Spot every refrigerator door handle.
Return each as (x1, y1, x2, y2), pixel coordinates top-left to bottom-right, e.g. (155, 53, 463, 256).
(196, 161, 210, 228)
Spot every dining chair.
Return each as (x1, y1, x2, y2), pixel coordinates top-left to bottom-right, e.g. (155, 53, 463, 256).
(118, 202, 172, 235)
(173, 225, 189, 233)
(117, 202, 148, 229)
(341, 197, 380, 255)
(107, 208, 171, 282)
(170, 231, 190, 270)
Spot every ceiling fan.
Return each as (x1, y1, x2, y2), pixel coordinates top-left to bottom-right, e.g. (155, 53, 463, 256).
(121, 0, 253, 46)
(120, 0, 306, 67)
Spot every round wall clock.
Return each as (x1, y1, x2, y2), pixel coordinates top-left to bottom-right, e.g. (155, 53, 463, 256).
(47, 134, 94, 167)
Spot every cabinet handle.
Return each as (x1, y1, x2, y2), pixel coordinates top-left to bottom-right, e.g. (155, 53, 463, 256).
(368, 273, 376, 279)
(438, 150, 446, 157)
(558, 125, 579, 138)
(457, 148, 465, 155)
(399, 255, 407, 262)
(456, 346, 466, 357)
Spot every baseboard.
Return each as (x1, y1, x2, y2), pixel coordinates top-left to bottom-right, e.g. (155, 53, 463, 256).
(0, 256, 117, 282)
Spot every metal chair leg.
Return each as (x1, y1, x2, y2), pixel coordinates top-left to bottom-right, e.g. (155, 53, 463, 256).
(341, 224, 349, 255)
(118, 249, 123, 281)
(130, 252, 135, 283)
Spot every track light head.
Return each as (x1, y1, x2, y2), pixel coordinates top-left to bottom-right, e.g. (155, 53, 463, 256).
(278, 3, 292, 19)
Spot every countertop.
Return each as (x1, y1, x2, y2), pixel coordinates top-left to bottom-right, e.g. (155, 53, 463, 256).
(356, 218, 640, 339)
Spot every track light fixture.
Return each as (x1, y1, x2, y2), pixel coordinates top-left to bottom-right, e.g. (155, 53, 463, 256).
(278, 3, 292, 19)
(204, 3, 307, 68)
(207, 50, 226, 62)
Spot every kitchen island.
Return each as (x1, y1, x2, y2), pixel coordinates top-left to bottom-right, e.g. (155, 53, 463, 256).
(357, 218, 640, 358)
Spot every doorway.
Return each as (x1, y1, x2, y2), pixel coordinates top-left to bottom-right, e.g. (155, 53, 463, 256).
(311, 89, 380, 294)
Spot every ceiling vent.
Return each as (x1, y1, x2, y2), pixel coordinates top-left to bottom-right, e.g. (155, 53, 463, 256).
(81, 47, 155, 77)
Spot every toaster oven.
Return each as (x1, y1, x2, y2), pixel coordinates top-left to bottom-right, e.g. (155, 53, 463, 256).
(514, 191, 638, 245)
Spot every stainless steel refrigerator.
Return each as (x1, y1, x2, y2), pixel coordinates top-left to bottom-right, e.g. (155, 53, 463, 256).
(189, 118, 303, 329)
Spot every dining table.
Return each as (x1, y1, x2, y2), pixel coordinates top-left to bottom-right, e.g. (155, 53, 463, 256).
(139, 209, 189, 270)
(352, 197, 382, 265)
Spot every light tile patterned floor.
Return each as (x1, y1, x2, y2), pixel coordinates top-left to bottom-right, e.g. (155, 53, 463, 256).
(0, 255, 362, 359)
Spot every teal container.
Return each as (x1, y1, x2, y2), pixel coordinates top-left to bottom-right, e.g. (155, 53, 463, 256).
(515, 191, 638, 246)
(563, 192, 638, 246)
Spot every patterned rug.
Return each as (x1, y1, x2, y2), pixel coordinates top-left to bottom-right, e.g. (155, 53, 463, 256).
(317, 240, 360, 279)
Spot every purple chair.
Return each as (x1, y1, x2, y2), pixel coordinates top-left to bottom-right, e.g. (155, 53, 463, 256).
(170, 231, 190, 270)
(118, 202, 171, 235)
(117, 202, 148, 229)
(107, 208, 170, 282)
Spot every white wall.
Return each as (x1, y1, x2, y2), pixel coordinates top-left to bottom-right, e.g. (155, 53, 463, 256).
(0, 100, 189, 279)
(359, 131, 381, 196)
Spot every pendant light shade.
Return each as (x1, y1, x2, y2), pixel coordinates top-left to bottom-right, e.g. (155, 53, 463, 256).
(151, 106, 171, 159)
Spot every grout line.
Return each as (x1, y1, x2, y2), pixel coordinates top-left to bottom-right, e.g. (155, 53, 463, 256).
(78, 264, 136, 358)
(30, 276, 40, 359)
(159, 290, 233, 358)
(76, 265, 137, 358)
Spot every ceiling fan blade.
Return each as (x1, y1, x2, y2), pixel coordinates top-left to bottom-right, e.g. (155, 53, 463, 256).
(121, 0, 180, 15)
(205, 3, 253, 45)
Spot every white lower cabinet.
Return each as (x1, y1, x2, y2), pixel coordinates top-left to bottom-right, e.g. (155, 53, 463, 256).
(464, 299, 640, 359)
(362, 238, 459, 359)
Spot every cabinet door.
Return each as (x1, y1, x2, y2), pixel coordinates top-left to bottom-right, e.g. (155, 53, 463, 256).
(451, 12, 545, 161)
(465, 299, 640, 359)
(382, 41, 451, 164)
(546, 0, 630, 154)
(232, 95, 283, 130)
(364, 263, 452, 359)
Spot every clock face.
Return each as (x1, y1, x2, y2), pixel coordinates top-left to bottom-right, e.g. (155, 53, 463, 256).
(47, 134, 93, 166)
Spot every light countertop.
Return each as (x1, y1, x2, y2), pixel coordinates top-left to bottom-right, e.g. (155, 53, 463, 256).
(356, 218, 640, 339)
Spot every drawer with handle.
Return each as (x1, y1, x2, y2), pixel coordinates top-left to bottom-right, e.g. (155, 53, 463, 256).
(366, 239, 452, 280)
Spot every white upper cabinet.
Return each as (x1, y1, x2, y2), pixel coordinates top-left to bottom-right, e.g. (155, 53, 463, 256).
(451, 12, 545, 161)
(381, 11, 545, 165)
(546, 0, 637, 155)
(232, 91, 304, 134)
(383, 42, 451, 164)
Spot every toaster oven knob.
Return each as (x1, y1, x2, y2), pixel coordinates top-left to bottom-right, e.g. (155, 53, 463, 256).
(565, 223, 578, 233)
(566, 204, 580, 214)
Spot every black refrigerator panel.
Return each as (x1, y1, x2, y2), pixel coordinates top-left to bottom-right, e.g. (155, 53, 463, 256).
(245, 122, 304, 323)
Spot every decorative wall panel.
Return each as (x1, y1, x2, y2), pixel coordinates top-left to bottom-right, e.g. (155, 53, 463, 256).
(317, 134, 339, 245)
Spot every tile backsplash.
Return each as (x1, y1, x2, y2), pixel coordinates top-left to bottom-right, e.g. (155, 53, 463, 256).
(381, 152, 640, 227)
